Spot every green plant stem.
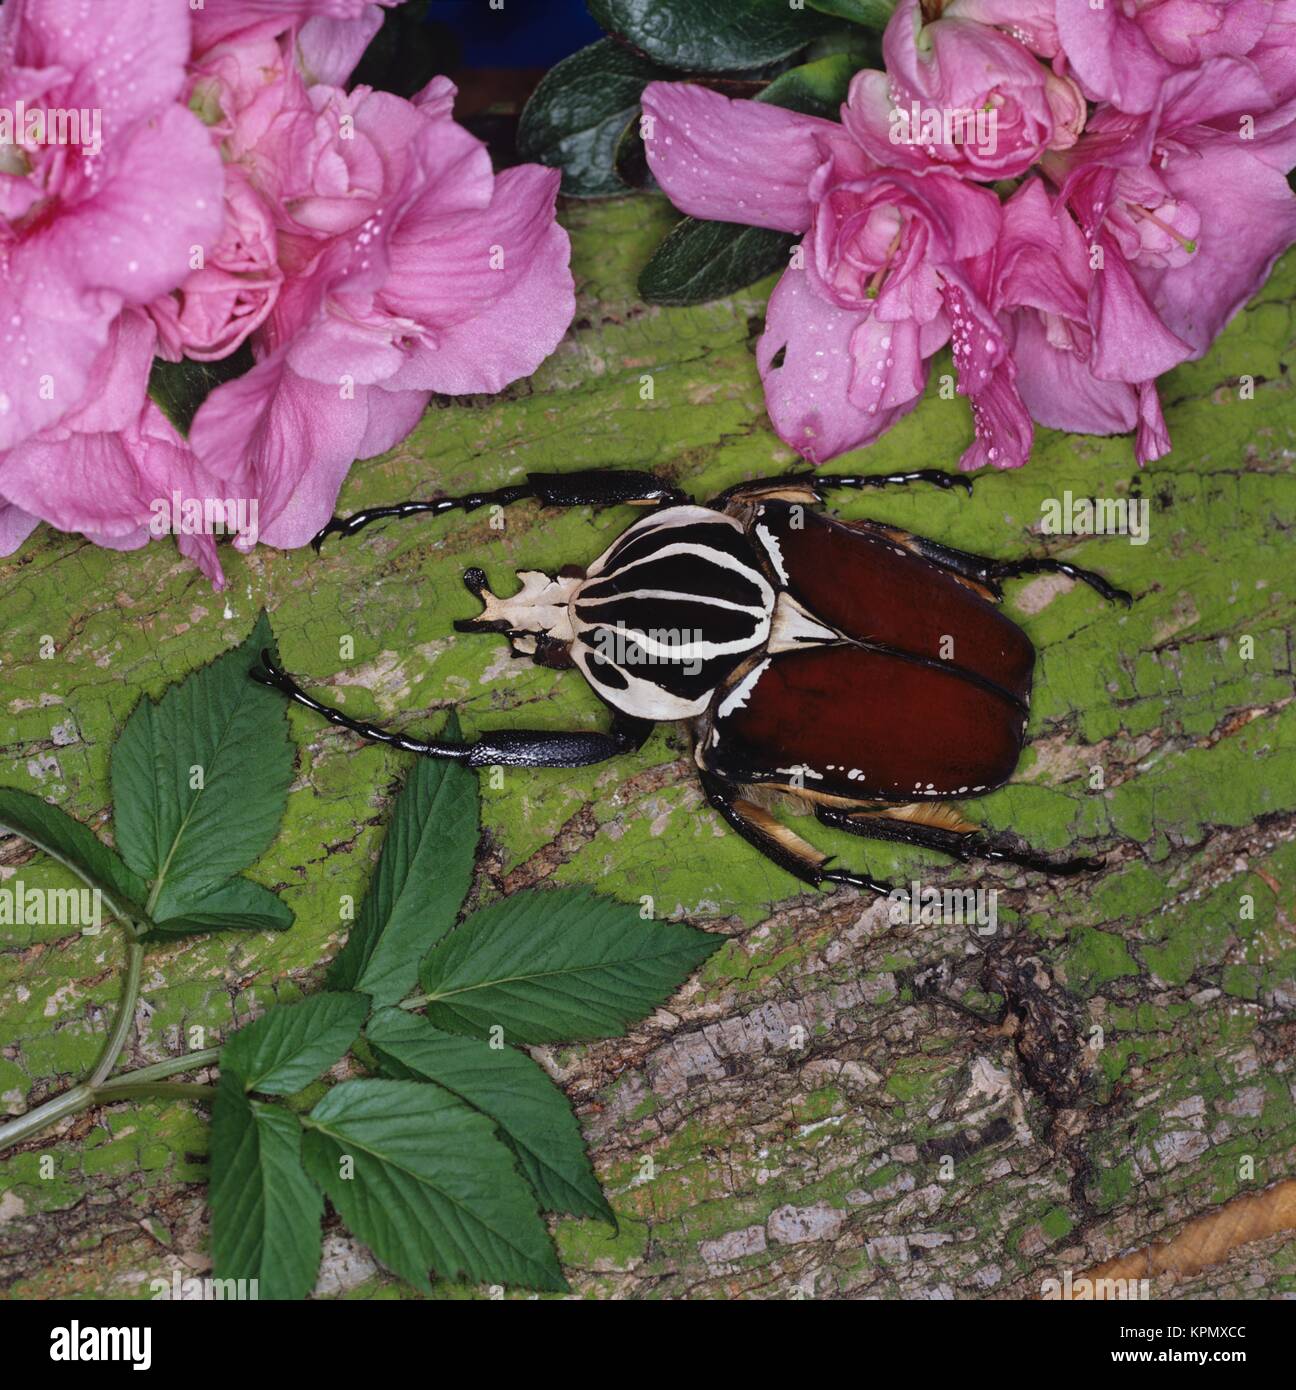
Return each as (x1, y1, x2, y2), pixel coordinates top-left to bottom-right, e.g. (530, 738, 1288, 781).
(92, 1082, 214, 1104)
(0, 1085, 96, 1149)
(109, 1047, 221, 1086)
(88, 938, 144, 1087)
(0, 1049, 222, 1152)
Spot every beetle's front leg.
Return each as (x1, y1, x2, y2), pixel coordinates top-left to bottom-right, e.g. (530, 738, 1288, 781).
(710, 468, 972, 509)
(250, 650, 653, 767)
(847, 524, 1133, 607)
(699, 773, 892, 898)
(312, 468, 688, 549)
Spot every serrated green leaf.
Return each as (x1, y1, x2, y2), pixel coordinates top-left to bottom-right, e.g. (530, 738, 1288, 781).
(146, 876, 293, 937)
(639, 218, 795, 307)
(109, 612, 294, 921)
(806, 0, 896, 26)
(517, 38, 669, 197)
(325, 716, 477, 1007)
(588, 0, 836, 72)
(366, 1008, 612, 1223)
(223, 993, 369, 1096)
(301, 1078, 565, 1293)
(417, 887, 720, 1044)
(209, 1072, 323, 1300)
(0, 786, 149, 926)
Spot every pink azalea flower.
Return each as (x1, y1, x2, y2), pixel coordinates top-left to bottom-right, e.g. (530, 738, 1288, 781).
(190, 76, 575, 547)
(844, 0, 1082, 180)
(150, 167, 283, 363)
(0, 0, 223, 452)
(1249, 0, 1296, 104)
(943, 0, 1061, 59)
(1055, 0, 1272, 113)
(191, 0, 398, 87)
(1046, 57, 1296, 367)
(0, 0, 223, 559)
(0, 309, 229, 583)
(988, 178, 1170, 463)
(642, 81, 1032, 468)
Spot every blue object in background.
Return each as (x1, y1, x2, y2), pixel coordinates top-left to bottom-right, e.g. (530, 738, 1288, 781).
(426, 0, 603, 67)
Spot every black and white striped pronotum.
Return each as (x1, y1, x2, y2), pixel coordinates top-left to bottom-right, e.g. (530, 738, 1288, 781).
(255, 467, 1131, 896)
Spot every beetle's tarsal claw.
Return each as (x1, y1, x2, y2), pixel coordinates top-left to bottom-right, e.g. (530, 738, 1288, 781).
(309, 521, 336, 552)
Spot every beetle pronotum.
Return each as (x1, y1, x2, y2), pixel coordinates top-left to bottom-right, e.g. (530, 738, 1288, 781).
(253, 467, 1130, 896)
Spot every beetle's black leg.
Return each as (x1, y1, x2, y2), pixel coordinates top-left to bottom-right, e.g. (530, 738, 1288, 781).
(836, 521, 1133, 607)
(250, 650, 654, 767)
(710, 468, 971, 509)
(698, 772, 892, 898)
(312, 468, 688, 549)
(814, 806, 1102, 876)
(976, 555, 1133, 607)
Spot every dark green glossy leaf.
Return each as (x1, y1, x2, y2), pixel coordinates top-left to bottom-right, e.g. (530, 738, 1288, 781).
(517, 38, 669, 197)
(147, 343, 255, 438)
(759, 50, 859, 116)
(588, 0, 836, 73)
(639, 218, 795, 306)
(806, 0, 896, 27)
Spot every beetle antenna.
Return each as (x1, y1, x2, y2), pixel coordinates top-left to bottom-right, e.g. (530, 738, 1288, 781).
(250, 650, 471, 761)
(311, 484, 535, 551)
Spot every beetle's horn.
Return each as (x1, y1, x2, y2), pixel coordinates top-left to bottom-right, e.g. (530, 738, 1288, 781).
(454, 568, 509, 633)
(453, 568, 580, 642)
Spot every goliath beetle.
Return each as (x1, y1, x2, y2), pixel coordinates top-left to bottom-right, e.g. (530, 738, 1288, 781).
(252, 467, 1130, 896)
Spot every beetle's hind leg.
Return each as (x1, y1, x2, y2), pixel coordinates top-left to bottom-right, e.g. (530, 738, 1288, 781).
(845, 522, 1133, 607)
(250, 650, 653, 767)
(312, 469, 687, 550)
(814, 805, 1102, 876)
(699, 772, 893, 897)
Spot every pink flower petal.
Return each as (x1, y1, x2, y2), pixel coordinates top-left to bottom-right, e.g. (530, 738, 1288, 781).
(1090, 240, 1194, 380)
(298, 6, 387, 86)
(640, 82, 839, 233)
(1136, 381, 1172, 464)
(1012, 311, 1141, 436)
(358, 386, 432, 458)
(757, 262, 923, 463)
(1134, 130, 1296, 357)
(190, 351, 371, 548)
(384, 165, 575, 395)
(49, 104, 224, 304)
(1056, 0, 1175, 112)
(7, 0, 191, 134)
(0, 499, 40, 554)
